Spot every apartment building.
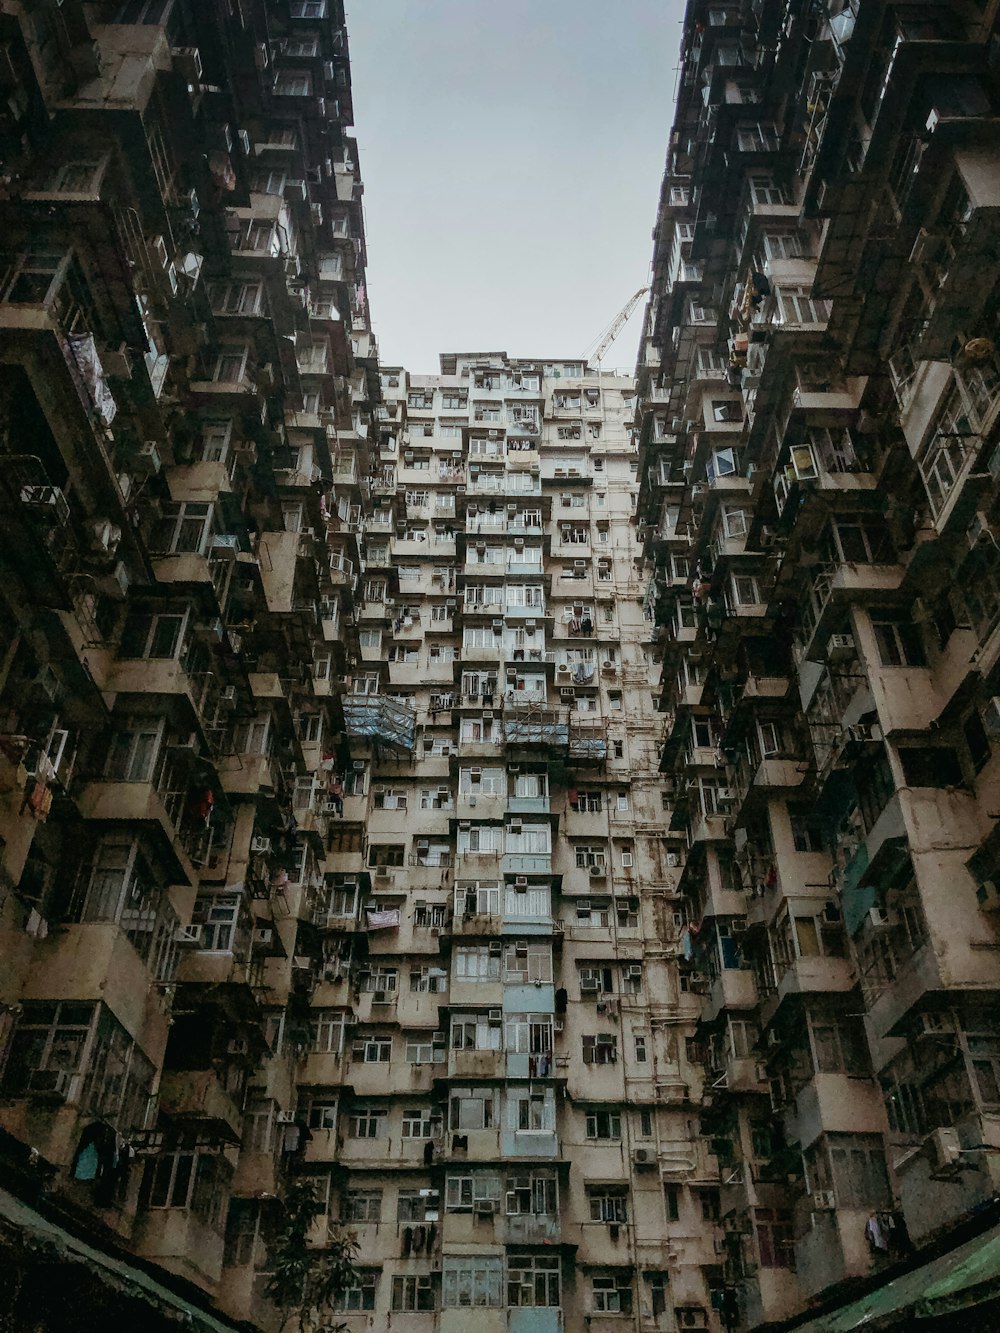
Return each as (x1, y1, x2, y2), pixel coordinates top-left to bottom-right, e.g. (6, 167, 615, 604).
(0, 1, 723, 1325)
(320, 353, 722, 1331)
(0, 0, 380, 1328)
(635, 0, 1000, 1326)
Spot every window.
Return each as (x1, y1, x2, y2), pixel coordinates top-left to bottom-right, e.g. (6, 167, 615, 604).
(446, 1172, 501, 1211)
(750, 174, 791, 205)
(139, 1149, 230, 1231)
(397, 1190, 436, 1223)
(290, 0, 326, 15)
(756, 1208, 795, 1268)
(209, 345, 249, 383)
(737, 121, 779, 151)
(872, 615, 927, 667)
(104, 717, 164, 783)
(305, 1098, 338, 1130)
(344, 1190, 382, 1223)
(401, 1106, 441, 1138)
(583, 1034, 618, 1065)
(2, 245, 70, 307)
(4, 1001, 153, 1131)
(409, 966, 448, 994)
(71, 836, 177, 982)
(368, 844, 404, 868)
(208, 280, 264, 315)
(664, 1182, 680, 1221)
(589, 1188, 629, 1222)
(586, 1108, 622, 1139)
(334, 1273, 377, 1312)
(806, 1133, 891, 1209)
(763, 231, 805, 261)
(450, 1086, 497, 1130)
(593, 1276, 633, 1314)
(507, 1253, 561, 1307)
(456, 882, 501, 916)
(776, 286, 831, 325)
(442, 1256, 503, 1308)
(391, 1275, 437, 1312)
(405, 1034, 446, 1064)
(454, 946, 500, 981)
(44, 160, 104, 193)
(191, 893, 243, 952)
(349, 1106, 387, 1138)
(118, 610, 187, 660)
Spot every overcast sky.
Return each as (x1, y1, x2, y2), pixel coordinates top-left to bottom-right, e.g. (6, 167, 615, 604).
(345, 0, 682, 374)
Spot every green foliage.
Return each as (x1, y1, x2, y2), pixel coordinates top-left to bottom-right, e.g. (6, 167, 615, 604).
(266, 1178, 359, 1333)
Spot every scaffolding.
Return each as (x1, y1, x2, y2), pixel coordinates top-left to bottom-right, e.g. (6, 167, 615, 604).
(502, 703, 608, 764)
(342, 693, 416, 754)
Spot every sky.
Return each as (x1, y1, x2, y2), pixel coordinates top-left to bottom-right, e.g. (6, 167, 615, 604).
(345, 0, 682, 375)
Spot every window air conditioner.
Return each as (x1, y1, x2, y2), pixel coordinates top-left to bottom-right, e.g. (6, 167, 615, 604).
(26, 1069, 70, 1101)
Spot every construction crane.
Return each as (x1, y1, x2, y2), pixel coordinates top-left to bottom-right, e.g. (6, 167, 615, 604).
(584, 287, 650, 366)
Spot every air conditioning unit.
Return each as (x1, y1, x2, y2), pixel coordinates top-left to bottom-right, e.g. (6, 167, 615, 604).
(968, 511, 994, 549)
(175, 924, 202, 947)
(589, 864, 606, 878)
(251, 836, 272, 854)
(580, 977, 600, 993)
(488, 1008, 502, 1025)
(474, 1199, 497, 1215)
(515, 876, 529, 891)
(275, 1110, 297, 1124)
(26, 1069, 70, 1101)
(982, 697, 1000, 741)
(489, 941, 503, 955)
(352, 760, 366, 771)
(171, 45, 203, 82)
(826, 633, 855, 662)
(812, 1190, 836, 1210)
(135, 440, 162, 475)
(927, 1125, 963, 1175)
(19, 485, 70, 524)
(210, 533, 240, 560)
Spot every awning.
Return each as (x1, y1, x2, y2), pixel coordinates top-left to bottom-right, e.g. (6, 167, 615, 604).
(0, 1182, 248, 1333)
(793, 1224, 1000, 1330)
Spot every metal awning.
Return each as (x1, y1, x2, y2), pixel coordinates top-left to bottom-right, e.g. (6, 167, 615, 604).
(793, 1224, 1000, 1330)
(0, 1183, 249, 1332)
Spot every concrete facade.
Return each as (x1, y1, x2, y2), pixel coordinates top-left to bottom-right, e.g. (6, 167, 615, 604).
(635, 0, 1000, 1324)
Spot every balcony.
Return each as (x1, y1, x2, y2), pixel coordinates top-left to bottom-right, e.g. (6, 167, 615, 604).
(448, 1048, 504, 1079)
(158, 1068, 243, 1145)
(501, 851, 552, 876)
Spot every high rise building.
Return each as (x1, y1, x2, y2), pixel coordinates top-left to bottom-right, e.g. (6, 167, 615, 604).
(3, 0, 1000, 1328)
(328, 352, 717, 1331)
(0, 0, 717, 1318)
(634, 0, 1000, 1326)
(0, 0, 381, 1328)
